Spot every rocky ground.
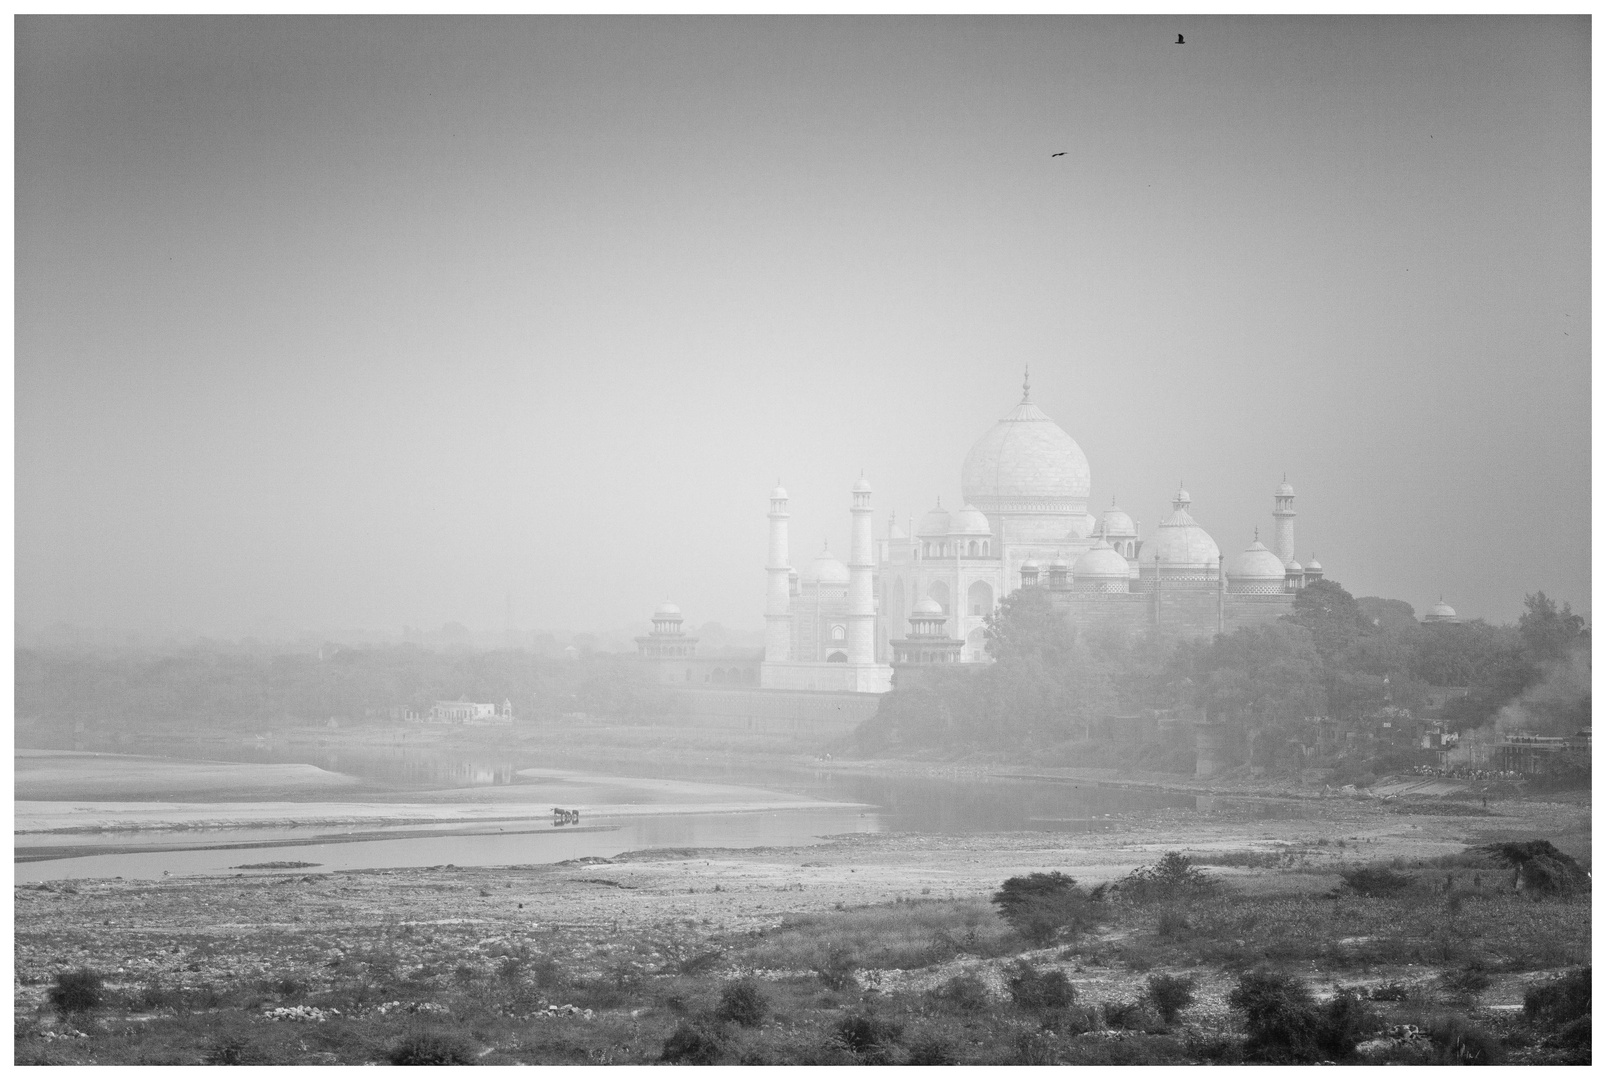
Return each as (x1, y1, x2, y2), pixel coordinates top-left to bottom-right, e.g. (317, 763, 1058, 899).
(14, 787, 1590, 1064)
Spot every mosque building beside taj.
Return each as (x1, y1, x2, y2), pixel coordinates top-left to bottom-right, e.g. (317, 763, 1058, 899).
(639, 376, 1327, 696)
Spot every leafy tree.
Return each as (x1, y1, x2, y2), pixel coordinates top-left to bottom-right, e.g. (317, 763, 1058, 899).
(1287, 579, 1370, 664)
(1355, 596, 1418, 631)
(984, 586, 1075, 665)
(1517, 591, 1588, 663)
(992, 872, 1102, 945)
(1196, 623, 1325, 727)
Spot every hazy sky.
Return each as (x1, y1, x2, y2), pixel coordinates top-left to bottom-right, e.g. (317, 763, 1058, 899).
(16, 15, 1590, 638)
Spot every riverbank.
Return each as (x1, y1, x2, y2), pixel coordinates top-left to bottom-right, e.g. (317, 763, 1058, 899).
(15, 786, 1590, 1064)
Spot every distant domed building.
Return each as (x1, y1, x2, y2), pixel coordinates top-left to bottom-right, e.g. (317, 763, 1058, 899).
(1423, 596, 1460, 624)
(742, 374, 1330, 692)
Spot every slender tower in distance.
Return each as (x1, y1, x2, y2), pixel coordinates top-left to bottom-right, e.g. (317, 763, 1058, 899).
(764, 484, 792, 663)
(847, 474, 876, 666)
(1271, 476, 1296, 565)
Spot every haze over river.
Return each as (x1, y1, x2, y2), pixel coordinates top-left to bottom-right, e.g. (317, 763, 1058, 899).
(15, 737, 1208, 883)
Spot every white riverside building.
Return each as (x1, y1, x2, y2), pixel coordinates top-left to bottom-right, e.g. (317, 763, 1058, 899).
(641, 376, 1330, 701)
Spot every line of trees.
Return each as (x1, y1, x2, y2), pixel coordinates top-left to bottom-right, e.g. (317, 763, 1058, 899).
(14, 643, 662, 742)
(854, 580, 1589, 775)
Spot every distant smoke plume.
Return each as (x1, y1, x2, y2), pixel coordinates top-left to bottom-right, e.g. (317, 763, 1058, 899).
(1447, 645, 1590, 768)
(1493, 646, 1590, 736)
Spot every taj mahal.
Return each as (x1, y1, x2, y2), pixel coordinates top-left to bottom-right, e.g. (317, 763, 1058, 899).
(640, 374, 1325, 696)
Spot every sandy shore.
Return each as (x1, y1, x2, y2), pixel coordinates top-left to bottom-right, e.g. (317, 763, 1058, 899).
(15, 750, 362, 801)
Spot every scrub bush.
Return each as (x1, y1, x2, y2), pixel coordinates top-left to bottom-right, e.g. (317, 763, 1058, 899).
(1524, 966, 1590, 1030)
(714, 977, 768, 1028)
(832, 1011, 903, 1062)
(48, 969, 104, 1014)
(1120, 852, 1215, 903)
(1338, 866, 1413, 897)
(660, 1017, 728, 1065)
(1229, 968, 1382, 1063)
(387, 1031, 475, 1065)
(1006, 961, 1076, 1010)
(1143, 972, 1197, 1023)
(1428, 1017, 1503, 1064)
(992, 872, 1102, 945)
(812, 945, 858, 990)
(930, 972, 992, 1012)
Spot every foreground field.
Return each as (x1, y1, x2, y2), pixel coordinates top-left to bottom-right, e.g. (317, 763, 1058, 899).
(14, 795, 1589, 1065)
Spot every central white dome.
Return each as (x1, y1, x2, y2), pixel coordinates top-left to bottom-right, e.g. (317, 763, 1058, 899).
(960, 390, 1091, 512)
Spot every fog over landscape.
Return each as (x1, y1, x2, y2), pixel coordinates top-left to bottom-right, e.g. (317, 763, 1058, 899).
(13, 16, 1592, 1069)
(17, 15, 1588, 642)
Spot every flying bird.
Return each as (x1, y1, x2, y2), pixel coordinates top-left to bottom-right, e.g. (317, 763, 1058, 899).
(1176, 34, 1185, 44)
(1051, 152, 1066, 157)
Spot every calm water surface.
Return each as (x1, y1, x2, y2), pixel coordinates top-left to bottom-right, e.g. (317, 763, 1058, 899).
(17, 736, 1224, 882)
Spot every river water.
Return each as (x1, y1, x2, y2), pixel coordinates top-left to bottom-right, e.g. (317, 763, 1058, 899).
(16, 738, 1207, 882)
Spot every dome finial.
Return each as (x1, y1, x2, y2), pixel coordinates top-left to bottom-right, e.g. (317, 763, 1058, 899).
(1254, 526, 1260, 541)
(1022, 365, 1031, 402)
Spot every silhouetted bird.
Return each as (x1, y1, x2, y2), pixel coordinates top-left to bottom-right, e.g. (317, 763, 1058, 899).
(1176, 34, 1185, 44)
(1051, 152, 1066, 157)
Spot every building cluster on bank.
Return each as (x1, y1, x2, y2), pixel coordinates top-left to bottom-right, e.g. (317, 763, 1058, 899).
(639, 376, 1360, 694)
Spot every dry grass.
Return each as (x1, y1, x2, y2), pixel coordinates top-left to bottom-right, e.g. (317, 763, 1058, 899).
(14, 859, 1590, 1065)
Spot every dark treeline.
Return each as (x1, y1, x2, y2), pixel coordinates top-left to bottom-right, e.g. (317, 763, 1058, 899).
(856, 582, 1589, 777)
(14, 643, 660, 739)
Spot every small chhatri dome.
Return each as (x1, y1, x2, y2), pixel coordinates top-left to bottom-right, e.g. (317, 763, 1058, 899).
(1172, 486, 1192, 509)
(917, 499, 951, 537)
(1276, 475, 1295, 498)
(912, 597, 945, 615)
(1074, 537, 1130, 579)
(1020, 559, 1041, 571)
(802, 542, 851, 585)
(1426, 596, 1458, 622)
(948, 504, 992, 536)
(1154, 489, 1219, 569)
(654, 601, 682, 617)
(1305, 555, 1322, 571)
(770, 484, 788, 500)
(853, 473, 872, 494)
(1229, 539, 1287, 581)
(1101, 499, 1137, 537)
(1285, 558, 1303, 572)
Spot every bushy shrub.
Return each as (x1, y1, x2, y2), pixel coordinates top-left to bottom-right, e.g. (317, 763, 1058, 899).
(992, 872, 1101, 945)
(48, 968, 104, 1014)
(930, 972, 992, 1012)
(1429, 1017, 1503, 1064)
(1479, 840, 1589, 895)
(1316, 988, 1377, 1060)
(677, 949, 724, 976)
(1006, 961, 1075, 1010)
(1155, 907, 1193, 940)
(813, 945, 858, 990)
(833, 1011, 904, 1061)
(1368, 982, 1409, 1002)
(1143, 972, 1196, 1024)
(714, 977, 768, 1028)
(1101, 998, 1157, 1031)
(1120, 852, 1215, 904)
(203, 1038, 263, 1066)
(388, 1032, 475, 1065)
(906, 1035, 958, 1065)
(1524, 967, 1591, 1030)
(1338, 866, 1414, 897)
(1440, 962, 1492, 998)
(1229, 969, 1377, 1063)
(661, 1017, 728, 1065)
